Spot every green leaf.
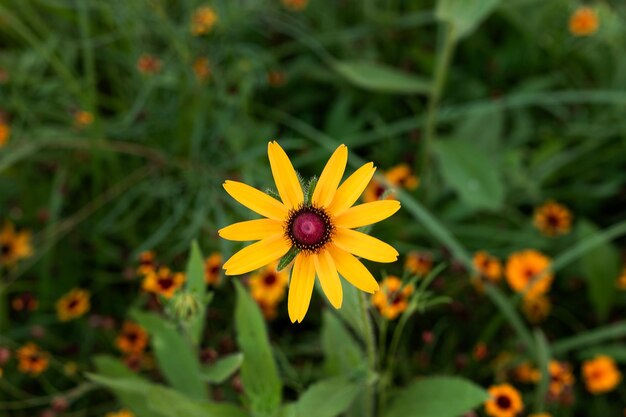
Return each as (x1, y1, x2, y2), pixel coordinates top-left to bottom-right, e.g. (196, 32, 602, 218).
(578, 221, 620, 321)
(234, 281, 282, 417)
(578, 345, 626, 363)
(185, 240, 207, 345)
(332, 60, 430, 94)
(454, 106, 503, 154)
(289, 374, 366, 417)
(277, 247, 300, 272)
(551, 322, 626, 355)
(436, 0, 502, 39)
(433, 139, 505, 210)
(202, 353, 244, 384)
(305, 176, 318, 205)
(131, 310, 207, 400)
(321, 311, 363, 376)
(533, 330, 550, 413)
(383, 376, 488, 417)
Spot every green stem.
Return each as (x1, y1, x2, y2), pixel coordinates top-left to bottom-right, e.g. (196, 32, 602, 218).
(420, 22, 457, 176)
(358, 291, 376, 417)
(0, 266, 6, 333)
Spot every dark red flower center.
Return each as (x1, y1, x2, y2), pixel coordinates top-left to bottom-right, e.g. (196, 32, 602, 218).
(496, 395, 511, 409)
(286, 206, 333, 253)
(263, 273, 277, 286)
(126, 332, 139, 343)
(375, 184, 386, 198)
(158, 277, 175, 290)
(67, 298, 79, 310)
(208, 265, 220, 275)
(1, 243, 11, 256)
(546, 213, 560, 228)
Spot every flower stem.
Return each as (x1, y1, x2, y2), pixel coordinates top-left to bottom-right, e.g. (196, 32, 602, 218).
(358, 291, 377, 417)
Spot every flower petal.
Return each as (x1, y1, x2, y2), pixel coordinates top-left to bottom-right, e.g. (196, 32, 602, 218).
(312, 145, 348, 208)
(313, 250, 343, 308)
(223, 235, 291, 275)
(218, 219, 284, 241)
(334, 200, 401, 229)
(333, 228, 398, 263)
(288, 254, 315, 323)
(327, 162, 376, 216)
(327, 244, 379, 293)
(223, 180, 288, 221)
(268, 141, 304, 209)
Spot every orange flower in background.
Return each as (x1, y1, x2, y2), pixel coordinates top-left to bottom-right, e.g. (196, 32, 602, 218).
(515, 362, 541, 384)
(484, 384, 524, 417)
(74, 110, 94, 127)
(363, 163, 419, 202)
(505, 250, 553, 298)
(193, 57, 211, 82)
(191, 6, 217, 35)
(372, 276, 414, 320)
(473, 251, 502, 282)
(363, 179, 389, 203)
(142, 266, 185, 299)
(522, 294, 551, 324)
(105, 409, 135, 417)
(136, 54, 162, 75)
(204, 252, 222, 286)
(533, 201, 572, 236)
(282, 0, 309, 11)
(267, 70, 287, 87)
(473, 342, 488, 361)
(16, 343, 49, 376)
(0, 222, 33, 267)
(137, 250, 156, 276)
(549, 360, 575, 396)
(249, 262, 289, 305)
(582, 355, 622, 394)
(529, 414, 552, 417)
(405, 251, 433, 276)
(569, 7, 599, 37)
(116, 321, 149, 355)
(616, 266, 626, 290)
(11, 292, 38, 312)
(56, 288, 91, 321)
(0, 122, 10, 148)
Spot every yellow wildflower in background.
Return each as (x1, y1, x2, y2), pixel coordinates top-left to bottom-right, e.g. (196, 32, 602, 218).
(529, 414, 552, 417)
(204, 252, 222, 285)
(522, 293, 551, 324)
(0, 222, 33, 266)
(515, 362, 541, 384)
(116, 321, 149, 354)
(548, 360, 575, 396)
(0, 122, 10, 148)
(282, 0, 308, 11)
(372, 276, 413, 320)
(74, 110, 94, 128)
(16, 343, 49, 376)
(249, 262, 289, 304)
(137, 250, 156, 276)
(533, 201, 572, 236)
(136, 54, 162, 75)
(473, 251, 502, 282)
(484, 384, 524, 417)
(219, 142, 400, 322)
(363, 163, 419, 203)
(267, 70, 287, 87)
(505, 250, 553, 298)
(56, 288, 91, 321)
(193, 57, 211, 82)
(616, 266, 626, 290)
(191, 6, 217, 35)
(405, 251, 433, 276)
(582, 355, 622, 394)
(569, 7, 599, 37)
(12, 292, 38, 312)
(142, 266, 185, 299)
(105, 410, 135, 417)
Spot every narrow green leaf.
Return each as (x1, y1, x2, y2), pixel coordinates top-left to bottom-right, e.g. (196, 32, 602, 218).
(577, 345, 626, 363)
(185, 240, 208, 344)
(278, 247, 300, 272)
(333, 60, 431, 94)
(383, 376, 488, 417)
(533, 330, 550, 413)
(305, 176, 318, 205)
(321, 311, 363, 376)
(551, 322, 626, 355)
(454, 106, 503, 154)
(290, 374, 366, 417)
(436, 0, 502, 39)
(234, 281, 282, 417)
(202, 353, 244, 384)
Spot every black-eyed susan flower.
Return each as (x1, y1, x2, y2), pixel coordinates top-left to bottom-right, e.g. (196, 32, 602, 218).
(191, 6, 217, 35)
(204, 252, 222, 286)
(249, 262, 288, 304)
(363, 179, 389, 203)
(548, 360, 575, 397)
(405, 251, 433, 277)
(569, 7, 599, 37)
(282, 0, 308, 11)
(219, 142, 400, 323)
(533, 201, 572, 237)
(16, 342, 49, 376)
(56, 288, 91, 321)
(105, 409, 135, 417)
(142, 266, 185, 299)
(473, 251, 502, 283)
(616, 266, 626, 290)
(363, 163, 419, 203)
(137, 250, 156, 276)
(514, 362, 541, 384)
(529, 414, 552, 417)
(0, 122, 10, 148)
(11, 292, 38, 312)
(0, 222, 33, 267)
(372, 276, 414, 320)
(505, 250, 553, 298)
(136, 54, 162, 75)
(583, 355, 622, 394)
(193, 57, 211, 82)
(484, 384, 524, 417)
(116, 321, 149, 355)
(522, 294, 551, 324)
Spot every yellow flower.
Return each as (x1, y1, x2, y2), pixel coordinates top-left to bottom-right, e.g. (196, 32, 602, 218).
(116, 321, 149, 355)
(204, 252, 222, 286)
(533, 201, 572, 237)
(363, 163, 419, 203)
(569, 7, 599, 37)
(0, 122, 10, 148)
(616, 266, 626, 290)
(16, 343, 49, 376)
(363, 179, 389, 203)
(505, 250, 553, 298)
(137, 250, 156, 276)
(548, 360, 575, 396)
(142, 266, 185, 299)
(529, 414, 552, 417)
(0, 222, 33, 266)
(282, 0, 308, 11)
(74, 110, 94, 127)
(582, 355, 622, 394)
(11, 292, 38, 312)
(193, 57, 211, 82)
(136, 54, 162, 75)
(56, 288, 91, 321)
(105, 410, 135, 417)
(191, 6, 217, 36)
(473, 251, 502, 282)
(372, 276, 414, 320)
(249, 262, 289, 304)
(514, 362, 541, 384)
(405, 251, 433, 276)
(484, 384, 524, 417)
(522, 294, 551, 324)
(219, 142, 400, 323)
